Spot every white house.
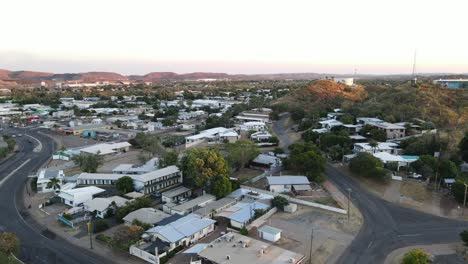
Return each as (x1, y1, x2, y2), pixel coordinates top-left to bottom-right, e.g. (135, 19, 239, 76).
(250, 131, 272, 142)
(185, 127, 239, 148)
(84, 196, 129, 219)
(36, 169, 65, 193)
(123, 208, 170, 226)
(79, 142, 131, 156)
(163, 194, 216, 216)
(266, 176, 311, 193)
(132, 166, 183, 195)
(250, 154, 282, 170)
(58, 186, 106, 207)
(239, 121, 266, 132)
(161, 186, 192, 204)
(353, 142, 399, 154)
(112, 158, 159, 175)
(258, 225, 282, 242)
(319, 119, 343, 130)
(145, 213, 216, 249)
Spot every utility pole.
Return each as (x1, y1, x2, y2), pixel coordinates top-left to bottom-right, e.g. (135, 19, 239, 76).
(347, 188, 352, 222)
(463, 184, 468, 216)
(87, 217, 93, 249)
(309, 228, 314, 264)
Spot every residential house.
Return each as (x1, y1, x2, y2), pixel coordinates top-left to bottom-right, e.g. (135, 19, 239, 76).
(239, 121, 266, 132)
(353, 142, 399, 154)
(250, 131, 272, 142)
(250, 154, 282, 170)
(266, 176, 311, 193)
(193, 197, 237, 218)
(36, 169, 65, 193)
(144, 213, 216, 249)
(58, 186, 106, 207)
(368, 122, 406, 139)
(123, 208, 171, 226)
(161, 186, 192, 204)
(112, 158, 159, 175)
(185, 127, 239, 148)
(79, 142, 131, 156)
(197, 232, 304, 264)
(84, 196, 129, 219)
(223, 200, 270, 229)
(132, 166, 183, 195)
(163, 194, 216, 215)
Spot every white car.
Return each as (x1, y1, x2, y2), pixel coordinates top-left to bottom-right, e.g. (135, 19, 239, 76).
(408, 172, 423, 179)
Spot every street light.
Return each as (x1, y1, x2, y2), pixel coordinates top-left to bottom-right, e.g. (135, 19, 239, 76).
(462, 183, 468, 216)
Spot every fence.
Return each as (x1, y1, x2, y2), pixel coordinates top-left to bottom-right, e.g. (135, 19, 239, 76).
(240, 185, 347, 215)
(247, 207, 278, 230)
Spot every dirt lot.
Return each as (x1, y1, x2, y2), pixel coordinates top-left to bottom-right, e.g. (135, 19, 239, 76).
(231, 168, 263, 183)
(268, 205, 359, 264)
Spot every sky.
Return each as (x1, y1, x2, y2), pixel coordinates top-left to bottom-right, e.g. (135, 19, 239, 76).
(1, 0, 468, 75)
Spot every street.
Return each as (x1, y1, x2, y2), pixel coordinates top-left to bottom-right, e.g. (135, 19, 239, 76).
(0, 128, 113, 264)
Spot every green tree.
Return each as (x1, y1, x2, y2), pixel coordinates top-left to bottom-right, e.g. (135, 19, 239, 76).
(226, 140, 259, 171)
(271, 196, 289, 211)
(159, 151, 178, 168)
(115, 176, 134, 194)
(210, 175, 232, 199)
(401, 248, 430, 264)
(460, 230, 468, 246)
(302, 130, 320, 144)
(349, 152, 386, 180)
(72, 153, 103, 173)
(180, 148, 232, 197)
(459, 131, 468, 162)
(46, 177, 61, 192)
(438, 160, 458, 179)
(0, 232, 19, 255)
(286, 142, 325, 182)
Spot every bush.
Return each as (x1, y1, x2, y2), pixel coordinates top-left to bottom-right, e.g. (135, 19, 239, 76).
(62, 212, 73, 221)
(132, 219, 152, 230)
(93, 219, 109, 233)
(460, 230, 468, 246)
(349, 152, 385, 180)
(401, 248, 429, 264)
(240, 227, 248, 235)
(271, 196, 289, 211)
(95, 233, 112, 244)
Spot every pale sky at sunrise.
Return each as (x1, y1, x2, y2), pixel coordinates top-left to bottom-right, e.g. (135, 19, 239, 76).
(1, 0, 467, 75)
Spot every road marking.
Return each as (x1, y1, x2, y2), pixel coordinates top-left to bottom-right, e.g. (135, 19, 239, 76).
(25, 134, 42, 152)
(0, 158, 31, 187)
(367, 240, 373, 249)
(398, 234, 422, 237)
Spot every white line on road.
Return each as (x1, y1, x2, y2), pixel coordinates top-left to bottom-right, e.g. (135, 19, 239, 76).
(367, 240, 373, 249)
(25, 134, 42, 152)
(0, 158, 31, 187)
(398, 234, 422, 237)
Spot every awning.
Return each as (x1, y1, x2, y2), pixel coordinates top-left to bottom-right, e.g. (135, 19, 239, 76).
(293, 184, 312, 191)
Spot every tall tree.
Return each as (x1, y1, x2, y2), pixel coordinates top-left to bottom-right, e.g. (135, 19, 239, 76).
(72, 153, 103, 173)
(226, 140, 259, 171)
(459, 131, 468, 162)
(115, 176, 134, 194)
(180, 148, 231, 197)
(0, 232, 20, 255)
(159, 151, 178, 168)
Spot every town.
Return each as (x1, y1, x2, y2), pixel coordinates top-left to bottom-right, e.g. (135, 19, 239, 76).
(0, 73, 466, 264)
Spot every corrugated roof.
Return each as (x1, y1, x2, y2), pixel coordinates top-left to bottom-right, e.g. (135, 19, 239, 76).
(227, 201, 269, 224)
(266, 176, 310, 185)
(146, 214, 215, 243)
(123, 208, 170, 225)
(258, 225, 282, 235)
(132, 165, 180, 183)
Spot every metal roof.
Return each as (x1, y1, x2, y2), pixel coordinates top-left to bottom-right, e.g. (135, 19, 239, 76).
(266, 176, 310, 186)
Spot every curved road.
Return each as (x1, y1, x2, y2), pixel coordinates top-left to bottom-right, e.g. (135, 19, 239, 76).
(0, 129, 112, 264)
(272, 114, 468, 263)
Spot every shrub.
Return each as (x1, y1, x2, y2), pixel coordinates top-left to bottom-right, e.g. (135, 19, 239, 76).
(93, 219, 109, 233)
(271, 196, 289, 211)
(62, 212, 73, 221)
(240, 227, 248, 235)
(95, 233, 112, 244)
(401, 249, 429, 264)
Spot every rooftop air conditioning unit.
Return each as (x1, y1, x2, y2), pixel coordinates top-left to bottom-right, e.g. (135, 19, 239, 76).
(289, 258, 295, 263)
(226, 255, 231, 260)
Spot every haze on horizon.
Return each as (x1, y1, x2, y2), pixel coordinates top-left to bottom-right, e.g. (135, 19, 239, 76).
(1, 0, 467, 75)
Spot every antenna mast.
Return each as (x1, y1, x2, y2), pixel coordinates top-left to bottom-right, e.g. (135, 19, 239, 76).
(412, 49, 417, 76)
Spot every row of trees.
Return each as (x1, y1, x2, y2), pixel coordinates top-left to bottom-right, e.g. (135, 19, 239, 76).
(284, 142, 326, 183)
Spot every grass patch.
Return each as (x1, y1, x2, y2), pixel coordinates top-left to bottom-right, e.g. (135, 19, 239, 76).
(231, 168, 263, 183)
(0, 252, 22, 264)
(400, 180, 431, 202)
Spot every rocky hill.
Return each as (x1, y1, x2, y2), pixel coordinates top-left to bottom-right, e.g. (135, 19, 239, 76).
(276, 79, 367, 107)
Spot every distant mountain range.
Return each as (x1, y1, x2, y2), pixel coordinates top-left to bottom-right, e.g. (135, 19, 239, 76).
(0, 69, 466, 83)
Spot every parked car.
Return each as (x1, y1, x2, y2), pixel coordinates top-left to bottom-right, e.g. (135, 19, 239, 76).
(408, 172, 423, 179)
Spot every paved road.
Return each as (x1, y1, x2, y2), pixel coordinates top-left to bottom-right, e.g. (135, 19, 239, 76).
(326, 165, 468, 264)
(271, 117, 468, 263)
(0, 128, 113, 264)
